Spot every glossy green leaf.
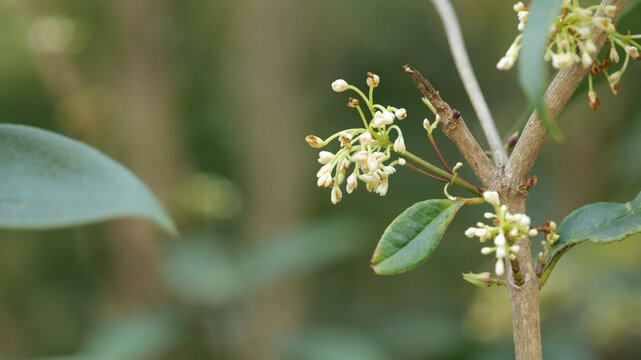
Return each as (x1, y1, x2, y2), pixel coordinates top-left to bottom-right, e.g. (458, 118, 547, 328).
(370, 199, 465, 275)
(0, 124, 175, 234)
(542, 191, 641, 284)
(518, 0, 564, 141)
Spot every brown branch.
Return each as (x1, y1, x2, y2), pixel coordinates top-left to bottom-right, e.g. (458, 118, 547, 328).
(404, 65, 496, 186)
(506, 0, 629, 188)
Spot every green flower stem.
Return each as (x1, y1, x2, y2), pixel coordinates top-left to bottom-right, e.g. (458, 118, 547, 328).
(400, 150, 481, 195)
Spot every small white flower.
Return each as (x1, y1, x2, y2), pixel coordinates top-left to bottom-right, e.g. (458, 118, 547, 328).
(519, 214, 531, 227)
(398, 158, 406, 166)
(549, 221, 557, 231)
(423, 118, 430, 130)
(346, 173, 358, 194)
(594, 17, 615, 33)
(367, 154, 379, 173)
(574, 7, 592, 21)
(577, 27, 591, 38)
(509, 227, 519, 238)
(604, 5, 617, 17)
(495, 259, 505, 276)
(465, 228, 477, 238)
(393, 136, 406, 153)
(318, 151, 334, 164)
(351, 151, 368, 164)
(481, 247, 493, 255)
(359, 132, 372, 146)
(382, 166, 396, 175)
(625, 46, 639, 58)
(318, 173, 333, 188)
(483, 191, 501, 206)
(373, 151, 386, 161)
(366, 73, 380, 87)
(610, 46, 620, 63)
(528, 229, 538, 237)
(484, 212, 494, 219)
(376, 178, 389, 196)
(317, 164, 331, 177)
(496, 56, 515, 70)
(511, 245, 520, 253)
(608, 71, 622, 93)
(331, 186, 343, 204)
(372, 111, 386, 127)
(494, 233, 506, 247)
(513, 2, 526, 12)
(331, 79, 349, 92)
(383, 111, 395, 125)
(395, 108, 407, 120)
(585, 40, 597, 54)
(552, 53, 575, 69)
(306, 135, 324, 148)
(496, 246, 507, 259)
(581, 52, 593, 68)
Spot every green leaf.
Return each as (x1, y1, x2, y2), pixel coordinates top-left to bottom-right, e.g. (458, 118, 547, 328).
(542, 191, 641, 284)
(370, 199, 465, 275)
(0, 124, 175, 234)
(518, 0, 564, 141)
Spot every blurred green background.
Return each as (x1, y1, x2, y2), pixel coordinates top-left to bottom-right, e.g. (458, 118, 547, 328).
(0, 0, 640, 359)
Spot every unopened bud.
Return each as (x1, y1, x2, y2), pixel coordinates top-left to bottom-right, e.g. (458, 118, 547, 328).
(331, 79, 349, 92)
(306, 135, 324, 148)
(366, 72, 380, 87)
(462, 272, 493, 288)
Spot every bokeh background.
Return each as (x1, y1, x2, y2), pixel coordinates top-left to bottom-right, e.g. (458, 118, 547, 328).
(0, 0, 640, 359)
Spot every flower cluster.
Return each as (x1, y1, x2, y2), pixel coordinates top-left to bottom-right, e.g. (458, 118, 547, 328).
(306, 73, 408, 204)
(464, 191, 538, 276)
(537, 221, 560, 263)
(497, 1, 641, 110)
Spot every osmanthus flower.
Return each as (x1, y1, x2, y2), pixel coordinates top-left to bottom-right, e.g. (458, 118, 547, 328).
(464, 191, 538, 277)
(305, 73, 408, 204)
(496, 1, 641, 110)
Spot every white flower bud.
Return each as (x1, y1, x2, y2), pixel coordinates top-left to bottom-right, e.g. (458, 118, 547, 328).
(484, 212, 494, 219)
(383, 166, 396, 175)
(500, 205, 508, 214)
(610, 46, 620, 63)
(483, 191, 501, 206)
(509, 227, 519, 238)
(372, 111, 386, 128)
(331, 186, 343, 204)
(398, 158, 406, 166)
(552, 53, 575, 69)
(465, 227, 477, 238)
(423, 118, 430, 130)
(496, 56, 515, 70)
(577, 27, 591, 38)
(367, 154, 379, 173)
(519, 215, 531, 227)
(317, 164, 331, 177)
(549, 221, 557, 231)
(574, 7, 592, 21)
(352, 151, 368, 164)
(346, 173, 358, 194)
(604, 5, 617, 17)
(495, 259, 505, 276)
(513, 2, 526, 12)
(608, 71, 622, 94)
(383, 111, 395, 125)
(496, 246, 507, 258)
(332, 79, 349, 92)
(494, 233, 506, 247)
(359, 132, 373, 146)
(395, 108, 407, 120)
(393, 136, 406, 153)
(529, 229, 538, 237)
(475, 229, 488, 238)
(511, 245, 520, 253)
(585, 40, 597, 54)
(594, 17, 615, 33)
(306, 135, 324, 148)
(318, 151, 334, 164)
(481, 247, 493, 255)
(625, 46, 639, 58)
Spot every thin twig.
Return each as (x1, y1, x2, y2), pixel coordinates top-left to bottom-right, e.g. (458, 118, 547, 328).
(429, 0, 508, 166)
(405, 162, 450, 183)
(428, 134, 453, 174)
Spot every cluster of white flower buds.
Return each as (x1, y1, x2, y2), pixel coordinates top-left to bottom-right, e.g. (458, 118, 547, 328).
(498, 1, 641, 110)
(306, 73, 408, 204)
(464, 191, 538, 276)
(537, 221, 560, 262)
